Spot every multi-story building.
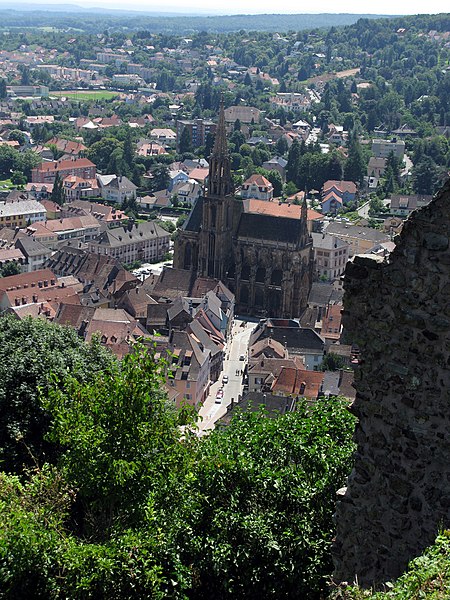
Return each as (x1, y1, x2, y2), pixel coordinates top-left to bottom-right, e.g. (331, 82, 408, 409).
(240, 174, 274, 200)
(311, 232, 350, 281)
(31, 158, 96, 184)
(176, 118, 216, 151)
(371, 138, 405, 160)
(0, 199, 46, 228)
(325, 222, 391, 257)
(88, 221, 170, 265)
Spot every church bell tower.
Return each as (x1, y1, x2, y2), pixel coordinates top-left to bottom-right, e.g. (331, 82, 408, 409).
(198, 97, 235, 280)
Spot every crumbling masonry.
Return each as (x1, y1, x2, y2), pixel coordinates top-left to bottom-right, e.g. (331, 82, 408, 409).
(333, 180, 450, 586)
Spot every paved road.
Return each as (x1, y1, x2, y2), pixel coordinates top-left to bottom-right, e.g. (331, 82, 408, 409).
(197, 318, 256, 433)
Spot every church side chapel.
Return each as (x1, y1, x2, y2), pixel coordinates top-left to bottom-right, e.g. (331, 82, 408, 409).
(173, 99, 314, 319)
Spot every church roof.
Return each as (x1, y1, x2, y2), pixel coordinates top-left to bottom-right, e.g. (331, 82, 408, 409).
(182, 197, 203, 233)
(237, 212, 303, 244)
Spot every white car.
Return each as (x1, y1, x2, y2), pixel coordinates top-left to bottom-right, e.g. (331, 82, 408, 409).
(222, 375, 229, 384)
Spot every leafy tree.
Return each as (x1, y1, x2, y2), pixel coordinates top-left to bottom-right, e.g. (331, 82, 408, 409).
(286, 138, 301, 184)
(276, 136, 289, 156)
(0, 316, 117, 473)
(284, 180, 298, 196)
(8, 129, 27, 146)
(175, 398, 356, 599)
(0, 146, 17, 178)
(44, 347, 186, 535)
(0, 262, 21, 277)
(0, 78, 7, 100)
(412, 156, 439, 195)
(122, 128, 135, 173)
(150, 163, 170, 192)
(50, 172, 64, 206)
(344, 135, 366, 185)
(16, 149, 41, 179)
(178, 126, 192, 154)
(320, 352, 345, 371)
(10, 171, 27, 186)
(267, 169, 283, 196)
(87, 137, 122, 172)
(20, 65, 31, 86)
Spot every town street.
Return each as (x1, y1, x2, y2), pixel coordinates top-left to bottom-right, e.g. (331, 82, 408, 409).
(197, 317, 256, 433)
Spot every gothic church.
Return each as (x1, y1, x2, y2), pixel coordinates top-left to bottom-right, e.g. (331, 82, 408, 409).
(174, 101, 314, 319)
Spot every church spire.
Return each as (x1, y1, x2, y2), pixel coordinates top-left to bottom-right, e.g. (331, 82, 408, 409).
(301, 190, 308, 221)
(207, 95, 234, 197)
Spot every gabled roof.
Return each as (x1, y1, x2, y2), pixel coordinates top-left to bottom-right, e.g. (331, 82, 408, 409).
(243, 174, 272, 187)
(322, 180, 357, 195)
(271, 366, 324, 399)
(237, 212, 304, 244)
(35, 158, 95, 173)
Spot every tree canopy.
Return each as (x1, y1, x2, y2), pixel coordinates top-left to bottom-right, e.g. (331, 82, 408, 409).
(0, 332, 356, 599)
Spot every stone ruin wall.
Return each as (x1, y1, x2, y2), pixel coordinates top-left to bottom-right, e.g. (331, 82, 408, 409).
(333, 180, 450, 587)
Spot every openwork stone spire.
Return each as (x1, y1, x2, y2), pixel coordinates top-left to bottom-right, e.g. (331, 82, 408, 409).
(207, 96, 234, 197)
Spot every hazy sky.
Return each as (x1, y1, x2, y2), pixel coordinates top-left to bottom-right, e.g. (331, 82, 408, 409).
(15, 0, 450, 15)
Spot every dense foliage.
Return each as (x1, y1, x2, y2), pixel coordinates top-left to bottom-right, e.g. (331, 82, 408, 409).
(0, 316, 117, 474)
(0, 331, 356, 598)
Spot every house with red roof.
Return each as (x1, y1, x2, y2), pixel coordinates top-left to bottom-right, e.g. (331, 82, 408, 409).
(322, 179, 357, 204)
(31, 158, 96, 184)
(241, 174, 273, 200)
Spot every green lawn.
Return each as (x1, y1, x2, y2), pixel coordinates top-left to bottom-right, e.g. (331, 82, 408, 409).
(52, 90, 119, 101)
(0, 179, 14, 190)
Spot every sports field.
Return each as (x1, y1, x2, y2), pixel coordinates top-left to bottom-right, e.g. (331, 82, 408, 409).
(52, 90, 119, 101)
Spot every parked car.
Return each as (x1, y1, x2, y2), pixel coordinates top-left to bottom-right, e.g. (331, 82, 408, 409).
(216, 388, 224, 399)
(222, 375, 229, 384)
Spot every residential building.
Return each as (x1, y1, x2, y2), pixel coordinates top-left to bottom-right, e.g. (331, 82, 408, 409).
(34, 215, 101, 245)
(262, 156, 287, 180)
(248, 357, 299, 392)
(324, 221, 391, 257)
(271, 366, 325, 401)
(0, 247, 26, 271)
(321, 191, 343, 215)
(322, 180, 357, 204)
(166, 329, 210, 408)
(240, 174, 274, 200)
(0, 268, 78, 311)
(371, 138, 405, 160)
(97, 175, 137, 204)
(46, 247, 139, 302)
(176, 118, 216, 151)
(311, 232, 350, 281)
(367, 157, 387, 178)
(224, 105, 260, 135)
(31, 158, 96, 184)
(389, 194, 433, 217)
(249, 319, 325, 370)
(0, 199, 46, 228)
(320, 303, 343, 345)
(15, 236, 52, 272)
(85, 307, 148, 359)
(150, 128, 177, 146)
(63, 176, 100, 201)
(88, 221, 170, 264)
(63, 201, 128, 228)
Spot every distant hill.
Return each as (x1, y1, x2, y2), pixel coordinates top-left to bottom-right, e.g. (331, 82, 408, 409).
(0, 8, 396, 33)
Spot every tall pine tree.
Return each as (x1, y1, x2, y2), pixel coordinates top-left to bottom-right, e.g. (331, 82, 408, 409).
(50, 172, 64, 206)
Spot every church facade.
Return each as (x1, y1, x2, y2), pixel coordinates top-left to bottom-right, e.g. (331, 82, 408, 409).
(174, 102, 314, 319)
